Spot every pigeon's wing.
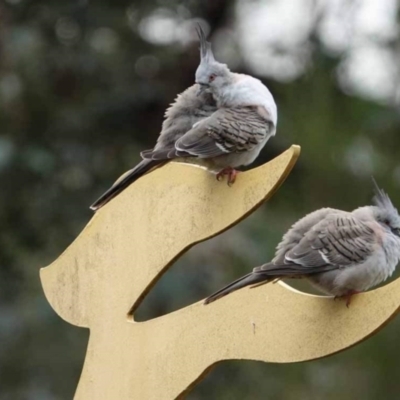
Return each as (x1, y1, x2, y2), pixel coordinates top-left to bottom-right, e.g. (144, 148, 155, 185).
(141, 147, 187, 160)
(172, 106, 272, 159)
(141, 85, 217, 161)
(254, 214, 377, 276)
(272, 208, 340, 263)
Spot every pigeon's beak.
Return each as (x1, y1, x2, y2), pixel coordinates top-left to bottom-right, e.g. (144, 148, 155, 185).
(196, 83, 209, 96)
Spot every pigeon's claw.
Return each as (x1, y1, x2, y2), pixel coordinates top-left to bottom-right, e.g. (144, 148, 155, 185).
(216, 167, 239, 186)
(334, 290, 360, 308)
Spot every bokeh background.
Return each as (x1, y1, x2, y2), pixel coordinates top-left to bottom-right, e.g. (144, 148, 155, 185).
(1, 0, 400, 398)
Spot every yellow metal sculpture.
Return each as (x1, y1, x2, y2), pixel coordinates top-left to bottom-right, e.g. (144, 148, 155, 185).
(40, 145, 400, 400)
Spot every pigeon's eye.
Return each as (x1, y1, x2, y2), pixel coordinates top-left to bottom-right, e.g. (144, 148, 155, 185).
(209, 74, 216, 82)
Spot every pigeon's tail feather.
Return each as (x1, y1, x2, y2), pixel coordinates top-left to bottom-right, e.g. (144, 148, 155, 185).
(204, 272, 273, 304)
(90, 159, 163, 211)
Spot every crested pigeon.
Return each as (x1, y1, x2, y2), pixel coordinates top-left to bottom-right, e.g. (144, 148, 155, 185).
(143, 26, 278, 184)
(205, 181, 400, 307)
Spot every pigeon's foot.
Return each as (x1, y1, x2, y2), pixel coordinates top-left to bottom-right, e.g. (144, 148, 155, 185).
(334, 290, 360, 308)
(216, 167, 238, 186)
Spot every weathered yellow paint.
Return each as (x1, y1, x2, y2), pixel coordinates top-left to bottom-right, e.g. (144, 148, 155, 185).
(40, 145, 400, 399)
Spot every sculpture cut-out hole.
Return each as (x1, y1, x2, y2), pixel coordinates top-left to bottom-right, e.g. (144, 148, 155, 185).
(134, 218, 263, 322)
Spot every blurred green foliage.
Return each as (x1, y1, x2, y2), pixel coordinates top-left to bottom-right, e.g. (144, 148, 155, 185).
(1, 0, 400, 399)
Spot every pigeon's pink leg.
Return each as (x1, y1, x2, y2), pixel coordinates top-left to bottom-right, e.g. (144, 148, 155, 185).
(334, 290, 360, 308)
(216, 167, 239, 186)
